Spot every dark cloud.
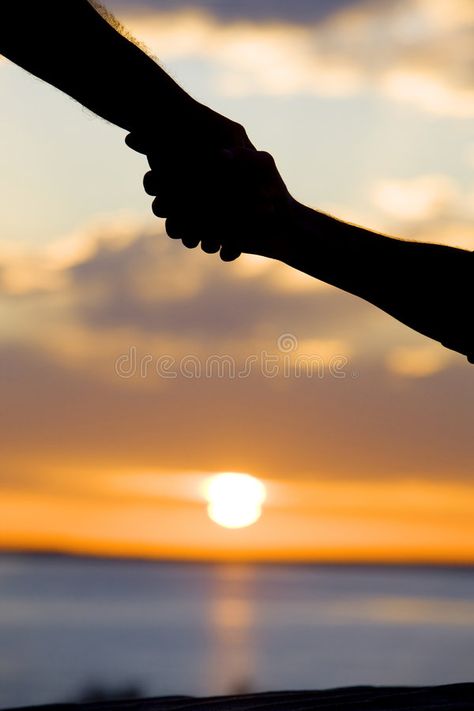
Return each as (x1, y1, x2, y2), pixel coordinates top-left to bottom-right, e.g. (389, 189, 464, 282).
(107, 0, 474, 118)
(67, 228, 369, 340)
(108, 0, 362, 24)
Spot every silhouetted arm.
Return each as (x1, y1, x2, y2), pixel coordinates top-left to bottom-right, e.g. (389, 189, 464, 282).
(280, 205, 473, 362)
(143, 147, 473, 362)
(0, 1, 249, 147)
(0, 0, 194, 131)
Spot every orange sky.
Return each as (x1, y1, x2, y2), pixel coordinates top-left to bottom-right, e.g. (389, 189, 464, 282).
(1, 472, 473, 563)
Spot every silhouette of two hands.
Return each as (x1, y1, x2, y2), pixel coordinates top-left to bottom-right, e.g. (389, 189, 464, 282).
(126, 105, 296, 261)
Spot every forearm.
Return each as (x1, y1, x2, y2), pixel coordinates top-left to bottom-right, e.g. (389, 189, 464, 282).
(280, 205, 473, 360)
(0, 0, 196, 132)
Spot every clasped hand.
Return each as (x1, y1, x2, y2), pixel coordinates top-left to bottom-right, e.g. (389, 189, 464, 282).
(126, 104, 298, 262)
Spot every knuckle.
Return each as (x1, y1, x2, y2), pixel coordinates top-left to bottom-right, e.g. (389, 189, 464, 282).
(259, 151, 275, 167)
(232, 121, 246, 136)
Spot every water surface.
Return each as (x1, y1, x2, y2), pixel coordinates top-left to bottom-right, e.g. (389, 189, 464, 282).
(0, 555, 472, 707)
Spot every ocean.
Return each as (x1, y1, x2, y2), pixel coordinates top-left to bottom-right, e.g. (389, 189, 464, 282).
(0, 555, 472, 708)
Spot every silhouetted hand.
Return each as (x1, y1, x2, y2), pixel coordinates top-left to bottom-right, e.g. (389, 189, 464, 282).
(126, 103, 268, 259)
(134, 138, 299, 262)
(126, 102, 253, 155)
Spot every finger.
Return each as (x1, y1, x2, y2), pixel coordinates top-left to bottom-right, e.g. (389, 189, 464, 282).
(165, 217, 186, 240)
(182, 235, 201, 249)
(143, 171, 160, 196)
(146, 167, 206, 210)
(220, 245, 241, 262)
(152, 195, 172, 218)
(144, 166, 180, 195)
(165, 219, 202, 250)
(201, 239, 221, 254)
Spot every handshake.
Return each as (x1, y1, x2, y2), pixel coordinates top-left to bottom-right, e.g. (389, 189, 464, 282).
(125, 104, 300, 264)
(124, 101, 472, 364)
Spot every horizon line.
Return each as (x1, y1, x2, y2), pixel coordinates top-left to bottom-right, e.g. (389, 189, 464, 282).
(1, 548, 473, 570)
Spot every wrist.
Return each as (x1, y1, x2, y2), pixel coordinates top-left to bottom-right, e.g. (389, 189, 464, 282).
(269, 200, 324, 263)
(134, 92, 200, 135)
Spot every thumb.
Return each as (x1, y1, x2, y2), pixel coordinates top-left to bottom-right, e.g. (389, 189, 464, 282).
(124, 132, 149, 155)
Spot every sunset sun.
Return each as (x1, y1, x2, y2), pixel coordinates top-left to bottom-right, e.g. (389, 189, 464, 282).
(203, 473, 267, 529)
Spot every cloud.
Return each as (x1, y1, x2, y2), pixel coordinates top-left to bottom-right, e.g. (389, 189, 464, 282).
(2, 211, 471, 375)
(381, 69, 474, 119)
(115, 0, 474, 116)
(371, 174, 461, 222)
(368, 173, 474, 253)
(109, 0, 361, 25)
(121, 10, 363, 98)
(386, 343, 454, 378)
(0, 215, 361, 349)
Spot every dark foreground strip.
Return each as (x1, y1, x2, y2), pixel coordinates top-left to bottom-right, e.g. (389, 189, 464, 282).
(7, 685, 474, 711)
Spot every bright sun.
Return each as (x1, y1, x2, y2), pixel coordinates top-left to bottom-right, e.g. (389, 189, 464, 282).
(203, 473, 267, 529)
